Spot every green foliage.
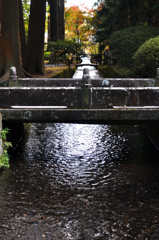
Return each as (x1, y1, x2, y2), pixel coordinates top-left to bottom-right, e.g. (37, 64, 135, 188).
(44, 52, 52, 60)
(94, 0, 159, 44)
(110, 25, 159, 68)
(46, 40, 85, 64)
(133, 36, 159, 78)
(1, 128, 9, 140)
(47, 40, 85, 55)
(0, 128, 12, 169)
(22, 0, 30, 37)
(98, 65, 136, 78)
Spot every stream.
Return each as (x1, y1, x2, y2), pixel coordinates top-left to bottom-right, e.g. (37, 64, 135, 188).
(0, 58, 159, 240)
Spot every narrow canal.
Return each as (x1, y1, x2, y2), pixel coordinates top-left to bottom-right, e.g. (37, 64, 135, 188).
(0, 59, 159, 240)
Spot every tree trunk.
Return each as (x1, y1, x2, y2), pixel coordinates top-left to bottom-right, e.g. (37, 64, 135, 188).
(19, 0, 27, 64)
(49, 0, 60, 41)
(59, 0, 65, 40)
(0, 0, 24, 79)
(48, 14, 51, 42)
(23, 0, 46, 74)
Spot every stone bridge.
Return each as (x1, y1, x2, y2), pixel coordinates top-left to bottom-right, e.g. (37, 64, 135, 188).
(0, 71, 159, 125)
(0, 67, 159, 150)
(76, 63, 98, 68)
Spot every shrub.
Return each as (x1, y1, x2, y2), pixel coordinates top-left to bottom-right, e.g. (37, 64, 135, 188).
(46, 40, 85, 64)
(110, 25, 159, 68)
(44, 52, 52, 60)
(98, 65, 136, 78)
(133, 36, 159, 78)
(0, 128, 12, 169)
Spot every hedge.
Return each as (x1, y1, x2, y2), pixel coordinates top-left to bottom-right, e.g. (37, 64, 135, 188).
(133, 36, 159, 78)
(110, 25, 159, 68)
(98, 65, 136, 78)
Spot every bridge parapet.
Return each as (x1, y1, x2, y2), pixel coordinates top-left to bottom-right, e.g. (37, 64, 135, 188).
(0, 86, 159, 109)
(0, 68, 159, 123)
(1, 108, 159, 125)
(7, 77, 157, 88)
(76, 63, 98, 68)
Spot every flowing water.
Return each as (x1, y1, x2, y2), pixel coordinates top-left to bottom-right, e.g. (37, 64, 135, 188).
(72, 57, 100, 79)
(0, 59, 159, 240)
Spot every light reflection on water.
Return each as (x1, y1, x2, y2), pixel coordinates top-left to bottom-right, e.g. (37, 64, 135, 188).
(0, 123, 159, 239)
(22, 123, 128, 189)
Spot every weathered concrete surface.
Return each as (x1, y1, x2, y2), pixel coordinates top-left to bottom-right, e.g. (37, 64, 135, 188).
(92, 87, 159, 107)
(100, 78, 157, 87)
(8, 77, 157, 87)
(9, 78, 82, 87)
(1, 108, 159, 125)
(76, 63, 98, 67)
(0, 87, 81, 108)
(1, 87, 159, 109)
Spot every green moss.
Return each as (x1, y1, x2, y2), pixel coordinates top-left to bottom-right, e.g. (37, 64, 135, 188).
(0, 128, 12, 169)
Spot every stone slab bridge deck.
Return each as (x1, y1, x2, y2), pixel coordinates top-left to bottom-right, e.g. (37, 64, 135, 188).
(0, 74, 159, 125)
(76, 63, 98, 68)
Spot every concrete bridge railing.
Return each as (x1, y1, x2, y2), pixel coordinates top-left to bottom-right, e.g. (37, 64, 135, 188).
(1, 80, 159, 109)
(0, 67, 159, 125)
(0, 67, 159, 156)
(1, 85, 159, 107)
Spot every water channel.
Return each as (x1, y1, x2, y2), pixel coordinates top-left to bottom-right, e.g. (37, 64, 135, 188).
(1, 58, 159, 240)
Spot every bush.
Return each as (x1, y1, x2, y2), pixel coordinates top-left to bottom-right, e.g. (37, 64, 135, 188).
(0, 128, 12, 169)
(133, 36, 159, 78)
(110, 25, 159, 68)
(46, 40, 85, 64)
(44, 52, 52, 60)
(98, 65, 136, 78)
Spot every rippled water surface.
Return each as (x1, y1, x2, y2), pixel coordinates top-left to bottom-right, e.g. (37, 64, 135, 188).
(0, 123, 159, 240)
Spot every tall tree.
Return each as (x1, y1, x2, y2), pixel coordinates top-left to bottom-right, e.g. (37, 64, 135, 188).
(0, 0, 24, 79)
(48, 0, 65, 41)
(59, 0, 65, 40)
(19, 0, 27, 63)
(65, 5, 88, 42)
(49, 0, 60, 41)
(23, 0, 46, 74)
